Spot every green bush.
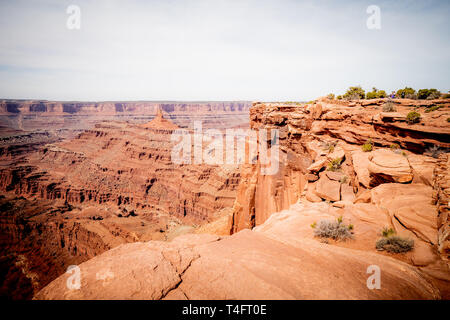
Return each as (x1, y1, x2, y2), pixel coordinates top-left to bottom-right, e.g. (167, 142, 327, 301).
(362, 139, 373, 152)
(366, 87, 387, 99)
(406, 111, 421, 124)
(313, 217, 354, 241)
(424, 105, 441, 113)
(381, 227, 396, 238)
(327, 158, 342, 172)
(376, 227, 414, 253)
(327, 93, 335, 100)
(447, 118, 450, 122)
(417, 88, 441, 100)
(366, 91, 378, 99)
(396, 87, 416, 99)
(443, 93, 450, 99)
(343, 86, 365, 100)
(389, 143, 399, 150)
(337, 95, 342, 100)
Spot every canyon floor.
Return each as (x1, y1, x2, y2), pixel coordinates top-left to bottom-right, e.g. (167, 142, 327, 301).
(1, 98, 449, 300)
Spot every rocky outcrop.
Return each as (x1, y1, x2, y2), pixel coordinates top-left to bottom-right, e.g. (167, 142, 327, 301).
(231, 98, 449, 235)
(225, 97, 450, 297)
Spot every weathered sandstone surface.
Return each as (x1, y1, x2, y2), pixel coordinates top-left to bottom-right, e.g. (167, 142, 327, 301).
(35, 98, 450, 299)
(35, 202, 442, 300)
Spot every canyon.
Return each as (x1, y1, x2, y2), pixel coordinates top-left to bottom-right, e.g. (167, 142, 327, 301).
(1, 97, 450, 299)
(0, 101, 249, 299)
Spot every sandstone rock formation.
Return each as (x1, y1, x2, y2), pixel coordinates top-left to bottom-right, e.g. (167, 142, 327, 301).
(230, 99, 449, 253)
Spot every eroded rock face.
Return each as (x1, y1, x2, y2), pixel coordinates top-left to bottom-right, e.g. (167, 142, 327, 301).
(230, 99, 449, 238)
(0, 118, 240, 224)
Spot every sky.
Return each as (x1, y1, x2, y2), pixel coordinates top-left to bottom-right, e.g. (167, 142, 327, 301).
(0, 0, 449, 101)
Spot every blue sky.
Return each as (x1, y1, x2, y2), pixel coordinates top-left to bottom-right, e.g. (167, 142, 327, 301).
(0, 0, 449, 101)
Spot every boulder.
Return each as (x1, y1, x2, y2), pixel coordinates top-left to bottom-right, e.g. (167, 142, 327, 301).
(314, 172, 341, 202)
(341, 183, 356, 202)
(367, 149, 413, 186)
(307, 158, 327, 173)
(352, 151, 372, 188)
(305, 182, 322, 203)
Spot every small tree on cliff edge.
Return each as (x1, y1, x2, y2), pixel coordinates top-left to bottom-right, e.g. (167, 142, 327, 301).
(396, 87, 416, 99)
(366, 87, 387, 99)
(343, 86, 365, 100)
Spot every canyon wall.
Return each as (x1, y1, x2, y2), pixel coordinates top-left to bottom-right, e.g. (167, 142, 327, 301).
(0, 101, 251, 138)
(0, 111, 242, 298)
(0, 100, 250, 115)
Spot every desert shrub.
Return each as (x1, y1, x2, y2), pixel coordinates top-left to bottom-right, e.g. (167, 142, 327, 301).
(376, 236, 414, 253)
(327, 157, 342, 172)
(366, 88, 387, 99)
(425, 145, 445, 158)
(381, 227, 396, 238)
(406, 111, 421, 124)
(428, 90, 441, 99)
(327, 93, 335, 100)
(447, 118, 450, 122)
(321, 140, 337, 153)
(405, 93, 417, 99)
(343, 86, 365, 100)
(417, 88, 441, 100)
(310, 222, 317, 229)
(389, 143, 399, 150)
(314, 217, 354, 241)
(361, 139, 373, 152)
(424, 105, 441, 113)
(443, 93, 450, 99)
(396, 87, 416, 99)
(382, 101, 396, 112)
(366, 91, 377, 100)
(337, 95, 342, 100)
(389, 143, 402, 154)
